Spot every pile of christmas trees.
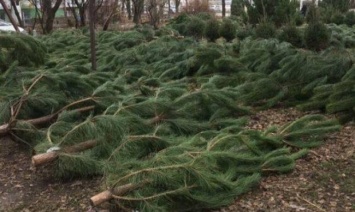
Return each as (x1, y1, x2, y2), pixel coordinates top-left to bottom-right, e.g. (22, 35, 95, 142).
(0, 19, 353, 210)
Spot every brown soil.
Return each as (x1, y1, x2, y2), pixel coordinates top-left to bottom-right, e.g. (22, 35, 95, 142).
(0, 108, 354, 212)
(0, 138, 101, 212)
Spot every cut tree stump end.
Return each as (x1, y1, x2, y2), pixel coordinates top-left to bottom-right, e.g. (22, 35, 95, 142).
(31, 151, 59, 167)
(90, 190, 113, 206)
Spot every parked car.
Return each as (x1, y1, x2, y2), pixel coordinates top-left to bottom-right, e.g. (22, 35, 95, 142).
(0, 19, 26, 33)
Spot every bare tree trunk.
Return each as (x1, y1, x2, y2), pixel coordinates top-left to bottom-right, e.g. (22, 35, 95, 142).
(121, 0, 125, 11)
(175, 0, 180, 13)
(0, 0, 19, 32)
(30, 0, 43, 33)
(167, 0, 171, 18)
(63, 0, 67, 18)
(67, 2, 79, 28)
(127, 0, 132, 19)
(10, 0, 24, 27)
(147, 0, 158, 28)
(132, 0, 144, 24)
(89, 0, 97, 71)
(222, 0, 226, 17)
(42, 0, 63, 34)
(103, 0, 119, 31)
(74, 0, 88, 27)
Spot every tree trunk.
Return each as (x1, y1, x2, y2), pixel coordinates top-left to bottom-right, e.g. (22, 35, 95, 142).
(90, 190, 113, 206)
(31, 152, 58, 166)
(41, 0, 63, 34)
(63, 0, 67, 18)
(175, 0, 180, 13)
(132, 0, 144, 24)
(79, 5, 87, 26)
(0, 105, 94, 137)
(67, 2, 79, 28)
(74, 0, 88, 27)
(89, 0, 97, 70)
(222, 0, 226, 17)
(90, 183, 143, 206)
(147, 0, 159, 28)
(168, 0, 171, 18)
(127, 0, 132, 20)
(10, 0, 24, 27)
(0, 0, 19, 32)
(0, 123, 10, 135)
(103, 0, 119, 31)
(32, 140, 98, 166)
(44, 14, 55, 34)
(30, 0, 42, 32)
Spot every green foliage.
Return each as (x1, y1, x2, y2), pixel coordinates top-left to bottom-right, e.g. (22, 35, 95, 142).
(272, 0, 299, 26)
(231, 0, 245, 16)
(196, 12, 214, 20)
(293, 12, 305, 26)
(244, 0, 298, 26)
(0, 25, 352, 211)
(278, 115, 340, 147)
(255, 22, 276, 39)
(0, 34, 46, 70)
(278, 25, 303, 48)
(219, 19, 237, 41)
(101, 115, 339, 211)
(331, 11, 345, 25)
(305, 4, 320, 23)
(170, 12, 190, 25)
(320, 0, 350, 13)
(185, 17, 206, 38)
(304, 22, 330, 51)
(204, 18, 221, 41)
(344, 11, 355, 26)
(319, 5, 337, 24)
(328, 23, 355, 48)
(236, 25, 254, 40)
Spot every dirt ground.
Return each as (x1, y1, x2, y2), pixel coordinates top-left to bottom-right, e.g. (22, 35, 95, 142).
(0, 137, 102, 212)
(0, 108, 354, 212)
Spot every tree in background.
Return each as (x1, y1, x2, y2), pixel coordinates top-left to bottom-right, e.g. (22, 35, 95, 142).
(122, 0, 132, 19)
(72, 0, 89, 27)
(0, 0, 19, 31)
(65, 0, 103, 28)
(29, 0, 63, 34)
(10, 0, 24, 27)
(221, 0, 225, 17)
(41, 0, 63, 33)
(147, 0, 165, 28)
(320, 0, 350, 13)
(175, 0, 180, 13)
(184, 0, 209, 14)
(244, 0, 298, 26)
(89, 0, 96, 70)
(351, 0, 355, 8)
(102, 0, 120, 30)
(132, 0, 144, 24)
(231, 0, 245, 17)
(127, 0, 132, 19)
